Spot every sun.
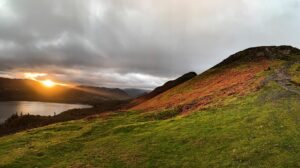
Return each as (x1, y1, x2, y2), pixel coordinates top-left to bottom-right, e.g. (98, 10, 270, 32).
(41, 79, 56, 88)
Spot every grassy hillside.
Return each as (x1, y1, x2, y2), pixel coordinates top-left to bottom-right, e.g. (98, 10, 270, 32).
(0, 46, 299, 167)
(0, 81, 299, 167)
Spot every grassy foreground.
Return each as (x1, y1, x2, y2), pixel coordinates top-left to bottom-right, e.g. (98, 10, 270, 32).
(0, 82, 299, 167)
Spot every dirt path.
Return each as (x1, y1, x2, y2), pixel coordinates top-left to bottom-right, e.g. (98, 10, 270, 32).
(274, 66, 300, 96)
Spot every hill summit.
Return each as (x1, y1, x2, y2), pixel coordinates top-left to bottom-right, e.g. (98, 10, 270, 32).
(131, 46, 300, 114)
(215, 45, 300, 67)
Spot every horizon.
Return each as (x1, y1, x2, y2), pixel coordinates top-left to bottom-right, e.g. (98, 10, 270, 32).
(1, 0, 300, 89)
(0, 44, 297, 90)
(0, 75, 153, 90)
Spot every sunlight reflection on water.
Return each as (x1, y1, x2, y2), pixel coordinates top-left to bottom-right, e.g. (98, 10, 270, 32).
(0, 101, 91, 123)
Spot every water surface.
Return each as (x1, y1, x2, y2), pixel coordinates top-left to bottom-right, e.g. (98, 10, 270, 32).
(0, 101, 91, 123)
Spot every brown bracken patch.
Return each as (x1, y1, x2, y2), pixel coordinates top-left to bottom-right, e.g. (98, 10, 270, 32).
(132, 59, 270, 115)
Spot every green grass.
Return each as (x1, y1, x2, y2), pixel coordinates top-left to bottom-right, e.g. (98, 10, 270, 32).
(0, 82, 300, 168)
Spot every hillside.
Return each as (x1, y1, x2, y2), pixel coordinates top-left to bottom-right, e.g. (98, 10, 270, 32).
(0, 46, 299, 167)
(0, 78, 130, 105)
(131, 46, 300, 114)
(126, 72, 197, 108)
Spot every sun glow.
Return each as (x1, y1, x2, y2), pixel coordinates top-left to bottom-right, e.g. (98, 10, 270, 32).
(23, 72, 69, 88)
(41, 79, 56, 87)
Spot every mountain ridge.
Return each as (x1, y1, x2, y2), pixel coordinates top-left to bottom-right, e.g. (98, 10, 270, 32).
(215, 45, 300, 68)
(126, 72, 197, 108)
(131, 45, 300, 114)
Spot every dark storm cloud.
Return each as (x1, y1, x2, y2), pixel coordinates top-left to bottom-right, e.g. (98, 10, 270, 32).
(0, 0, 300, 88)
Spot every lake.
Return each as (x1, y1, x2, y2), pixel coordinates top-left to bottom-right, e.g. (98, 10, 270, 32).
(0, 101, 92, 123)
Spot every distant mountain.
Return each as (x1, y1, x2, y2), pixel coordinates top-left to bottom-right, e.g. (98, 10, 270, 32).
(0, 78, 130, 105)
(122, 88, 150, 98)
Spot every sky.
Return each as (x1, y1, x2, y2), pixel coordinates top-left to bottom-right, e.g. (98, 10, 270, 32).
(0, 0, 300, 89)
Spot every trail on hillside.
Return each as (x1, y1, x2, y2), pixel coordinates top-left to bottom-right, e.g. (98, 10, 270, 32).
(273, 65, 300, 96)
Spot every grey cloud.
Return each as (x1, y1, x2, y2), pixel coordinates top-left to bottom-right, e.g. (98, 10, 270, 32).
(0, 0, 300, 88)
